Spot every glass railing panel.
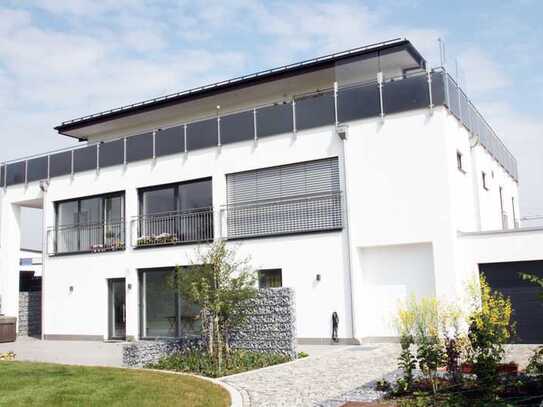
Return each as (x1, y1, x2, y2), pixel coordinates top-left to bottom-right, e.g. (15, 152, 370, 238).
(383, 75, 430, 115)
(186, 118, 218, 151)
(459, 90, 471, 131)
(295, 91, 335, 130)
(126, 132, 153, 163)
(73, 145, 97, 173)
(220, 110, 254, 145)
(446, 76, 460, 119)
(99, 139, 124, 168)
(49, 151, 72, 178)
(27, 156, 48, 182)
(430, 71, 446, 106)
(256, 102, 293, 138)
(337, 83, 380, 123)
(156, 126, 184, 157)
(6, 161, 25, 186)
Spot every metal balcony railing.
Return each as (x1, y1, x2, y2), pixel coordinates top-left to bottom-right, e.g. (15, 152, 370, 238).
(48, 220, 125, 255)
(131, 207, 214, 248)
(223, 192, 343, 239)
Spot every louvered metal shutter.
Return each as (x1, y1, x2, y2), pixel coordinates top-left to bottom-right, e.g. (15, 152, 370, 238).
(226, 158, 342, 238)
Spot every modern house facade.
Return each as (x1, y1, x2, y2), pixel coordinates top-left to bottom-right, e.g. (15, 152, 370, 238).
(1, 39, 541, 344)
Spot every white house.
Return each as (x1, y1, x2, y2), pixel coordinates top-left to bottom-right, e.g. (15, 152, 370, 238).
(0, 38, 541, 344)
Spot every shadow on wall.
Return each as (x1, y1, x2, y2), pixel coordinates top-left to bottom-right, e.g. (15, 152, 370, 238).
(358, 242, 435, 337)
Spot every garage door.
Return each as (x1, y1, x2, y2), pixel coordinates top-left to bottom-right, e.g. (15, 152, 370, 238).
(480, 261, 543, 344)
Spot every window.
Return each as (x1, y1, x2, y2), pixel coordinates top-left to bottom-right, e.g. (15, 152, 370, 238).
(54, 192, 125, 254)
(226, 157, 343, 238)
(139, 268, 201, 338)
(456, 151, 464, 172)
(482, 172, 489, 190)
(137, 179, 213, 246)
(258, 269, 282, 288)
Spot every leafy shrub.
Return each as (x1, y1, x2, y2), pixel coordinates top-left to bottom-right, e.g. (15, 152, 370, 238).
(297, 352, 309, 358)
(467, 275, 513, 395)
(526, 347, 543, 374)
(149, 349, 291, 378)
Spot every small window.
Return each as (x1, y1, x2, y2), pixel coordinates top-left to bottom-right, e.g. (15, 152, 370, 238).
(482, 171, 489, 190)
(456, 151, 464, 172)
(258, 269, 282, 289)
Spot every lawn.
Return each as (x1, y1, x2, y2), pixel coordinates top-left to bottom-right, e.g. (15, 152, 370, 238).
(0, 361, 230, 407)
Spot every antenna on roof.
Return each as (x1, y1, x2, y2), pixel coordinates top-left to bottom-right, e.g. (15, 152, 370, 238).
(438, 38, 446, 67)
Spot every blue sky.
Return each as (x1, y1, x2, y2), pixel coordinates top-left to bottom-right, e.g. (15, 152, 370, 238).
(1, 1, 542, 248)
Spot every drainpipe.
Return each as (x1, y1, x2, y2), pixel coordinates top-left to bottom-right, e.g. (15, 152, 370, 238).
(469, 134, 482, 231)
(334, 81, 359, 344)
(39, 180, 49, 340)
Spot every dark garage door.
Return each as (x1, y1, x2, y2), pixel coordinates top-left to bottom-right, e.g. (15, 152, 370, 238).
(480, 261, 543, 344)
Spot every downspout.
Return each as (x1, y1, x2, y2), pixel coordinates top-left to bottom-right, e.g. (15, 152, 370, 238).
(39, 180, 49, 340)
(334, 82, 359, 344)
(469, 133, 482, 231)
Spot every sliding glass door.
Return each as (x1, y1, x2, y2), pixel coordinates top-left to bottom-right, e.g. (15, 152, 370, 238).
(55, 192, 124, 254)
(140, 268, 201, 339)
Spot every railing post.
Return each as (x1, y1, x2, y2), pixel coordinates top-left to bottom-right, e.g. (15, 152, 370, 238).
(377, 72, 384, 121)
(427, 68, 434, 113)
(333, 81, 339, 126)
(123, 138, 127, 168)
(183, 124, 187, 153)
(253, 108, 258, 142)
(217, 105, 221, 147)
(292, 99, 297, 136)
(96, 144, 100, 175)
(152, 130, 157, 161)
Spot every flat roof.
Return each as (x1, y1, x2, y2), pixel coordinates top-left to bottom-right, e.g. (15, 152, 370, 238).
(55, 38, 425, 139)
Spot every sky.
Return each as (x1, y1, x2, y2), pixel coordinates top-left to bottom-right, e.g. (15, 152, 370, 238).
(0, 0, 542, 249)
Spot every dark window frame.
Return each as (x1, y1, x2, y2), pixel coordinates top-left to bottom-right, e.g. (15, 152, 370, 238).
(456, 151, 465, 173)
(482, 171, 489, 191)
(258, 269, 283, 289)
(137, 177, 213, 216)
(54, 191, 126, 254)
(138, 267, 202, 340)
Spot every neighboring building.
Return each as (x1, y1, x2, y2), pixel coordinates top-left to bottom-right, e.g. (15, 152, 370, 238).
(0, 39, 541, 343)
(19, 248, 42, 292)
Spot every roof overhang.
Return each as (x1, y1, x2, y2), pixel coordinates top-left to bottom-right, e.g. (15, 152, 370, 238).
(55, 38, 425, 140)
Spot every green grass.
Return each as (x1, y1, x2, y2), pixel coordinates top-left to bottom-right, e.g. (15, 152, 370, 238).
(0, 361, 230, 407)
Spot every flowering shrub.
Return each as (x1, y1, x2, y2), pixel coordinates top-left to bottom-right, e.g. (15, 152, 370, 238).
(137, 233, 177, 246)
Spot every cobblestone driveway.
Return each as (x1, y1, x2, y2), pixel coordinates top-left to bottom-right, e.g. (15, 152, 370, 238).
(221, 344, 401, 407)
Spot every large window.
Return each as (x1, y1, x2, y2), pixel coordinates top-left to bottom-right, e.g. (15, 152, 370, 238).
(54, 192, 125, 254)
(136, 178, 213, 246)
(139, 268, 201, 338)
(226, 158, 343, 238)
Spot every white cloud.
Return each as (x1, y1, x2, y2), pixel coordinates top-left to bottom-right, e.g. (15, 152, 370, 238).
(458, 47, 510, 95)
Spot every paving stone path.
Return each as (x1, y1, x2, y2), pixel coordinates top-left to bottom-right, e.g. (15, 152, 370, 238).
(221, 344, 401, 407)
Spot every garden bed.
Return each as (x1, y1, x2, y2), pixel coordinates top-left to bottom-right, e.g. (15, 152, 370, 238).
(148, 349, 292, 378)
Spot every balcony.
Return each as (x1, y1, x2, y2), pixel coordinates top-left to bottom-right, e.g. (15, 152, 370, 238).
(0, 68, 518, 192)
(222, 192, 343, 240)
(131, 208, 214, 248)
(48, 220, 125, 255)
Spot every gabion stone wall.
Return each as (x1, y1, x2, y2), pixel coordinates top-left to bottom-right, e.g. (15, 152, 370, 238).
(123, 337, 204, 367)
(18, 292, 41, 337)
(230, 288, 296, 358)
(123, 288, 296, 367)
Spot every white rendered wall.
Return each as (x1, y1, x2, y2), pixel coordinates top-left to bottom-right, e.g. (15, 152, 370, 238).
(358, 242, 435, 337)
(0, 105, 522, 340)
(29, 124, 353, 340)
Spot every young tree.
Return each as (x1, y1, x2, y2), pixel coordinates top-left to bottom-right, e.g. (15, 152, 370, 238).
(171, 240, 257, 372)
